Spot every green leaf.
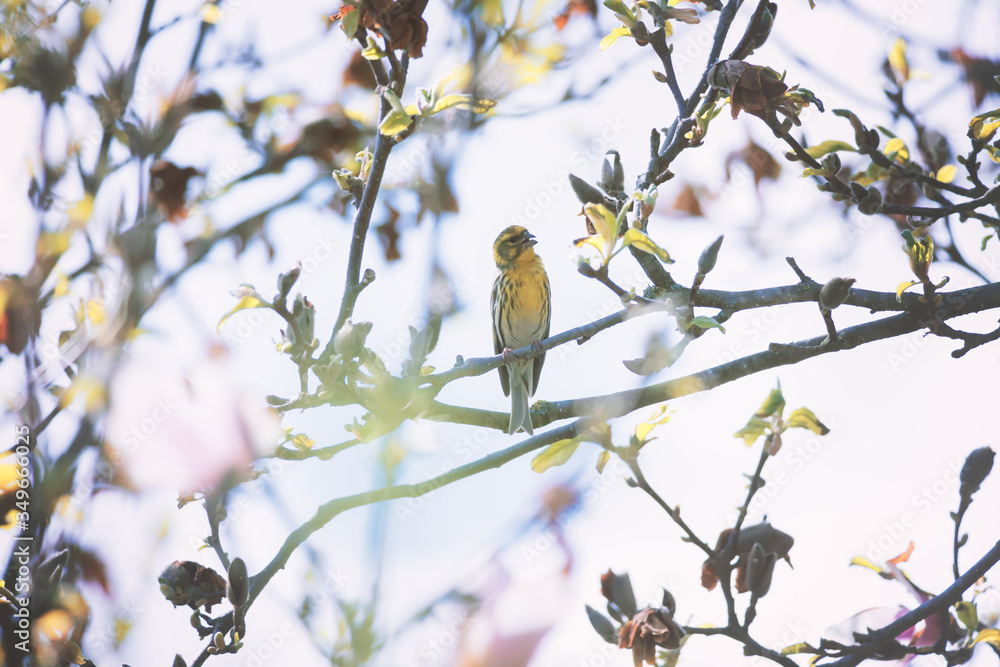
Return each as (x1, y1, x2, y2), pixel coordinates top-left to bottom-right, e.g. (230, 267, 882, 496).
(785, 408, 829, 436)
(781, 642, 815, 656)
(688, 315, 726, 333)
(379, 109, 413, 136)
(340, 6, 360, 39)
(636, 404, 671, 442)
(935, 164, 956, 183)
(972, 628, 1000, 648)
(602, 0, 636, 26)
(600, 26, 631, 51)
(804, 140, 856, 159)
(596, 449, 611, 473)
(734, 416, 769, 446)
(849, 556, 884, 574)
(755, 386, 785, 419)
(531, 437, 582, 473)
(217, 288, 270, 332)
(585, 605, 618, 644)
(602, 0, 629, 14)
(955, 601, 978, 634)
(582, 203, 619, 262)
(362, 37, 386, 60)
(378, 89, 414, 136)
(888, 38, 909, 83)
(896, 281, 918, 302)
(610, 572, 638, 618)
(884, 137, 909, 161)
(429, 94, 498, 115)
(622, 228, 673, 263)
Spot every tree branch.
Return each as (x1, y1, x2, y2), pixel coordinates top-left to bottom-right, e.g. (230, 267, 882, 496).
(245, 420, 584, 606)
(818, 538, 1000, 667)
(333, 120, 396, 335)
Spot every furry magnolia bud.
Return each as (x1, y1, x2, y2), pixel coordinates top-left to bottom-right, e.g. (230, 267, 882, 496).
(819, 277, 856, 312)
(697, 235, 725, 275)
(959, 446, 995, 500)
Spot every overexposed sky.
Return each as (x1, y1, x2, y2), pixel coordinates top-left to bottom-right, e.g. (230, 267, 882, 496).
(2, 0, 1000, 665)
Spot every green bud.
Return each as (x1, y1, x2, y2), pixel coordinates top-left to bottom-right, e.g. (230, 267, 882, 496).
(849, 181, 868, 202)
(857, 187, 883, 215)
(599, 151, 625, 194)
(959, 446, 995, 500)
(277, 264, 301, 301)
(334, 319, 373, 359)
(569, 173, 607, 206)
(822, 153, 841, 176)
(661, 588, 676, 616)
(744, 543, 777, 597)
(227, 557, 248, 607)
(697, 235, 725, 275)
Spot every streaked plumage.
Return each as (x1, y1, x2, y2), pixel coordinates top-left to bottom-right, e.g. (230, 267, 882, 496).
(491, 226, 551, 435)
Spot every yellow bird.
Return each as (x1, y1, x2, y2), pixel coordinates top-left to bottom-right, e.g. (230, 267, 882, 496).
(491, 226, 551, 435)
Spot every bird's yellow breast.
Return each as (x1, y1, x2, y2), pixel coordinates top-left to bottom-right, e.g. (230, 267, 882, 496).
(496, 257, 549, 347)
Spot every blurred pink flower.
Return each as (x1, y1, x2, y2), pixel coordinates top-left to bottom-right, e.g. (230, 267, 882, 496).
(828, 543, 948, 666)
(104, 347, 280, 493)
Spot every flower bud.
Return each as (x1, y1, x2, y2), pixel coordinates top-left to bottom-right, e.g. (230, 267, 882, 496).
(849, 181, 868, 202)
(767, 431, 782, 456)
(822, 153, 842, 176)
(277, 264, 301, 301)
(959, 446, 995, 500)
(227, 557, 248, 607)
(697, 235, 725, 275)
(334, 319, 373, 359)
(901, 230, 934, 283)
(857, 187, 883, 215)
(599, 151, 625, 194)
(744, 543, 777, 597)
(569, 173, 606, 206)
(819, 277, 856, 312)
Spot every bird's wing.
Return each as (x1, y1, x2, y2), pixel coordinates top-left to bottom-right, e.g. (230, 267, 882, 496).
(530, 277, 551, 397)
(491, 274, 511, 397)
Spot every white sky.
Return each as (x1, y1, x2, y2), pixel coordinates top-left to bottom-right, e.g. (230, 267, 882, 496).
(2, 0, 1000, 665)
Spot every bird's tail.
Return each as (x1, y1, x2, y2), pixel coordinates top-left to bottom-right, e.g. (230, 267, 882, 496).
(508, 368, 534, 435)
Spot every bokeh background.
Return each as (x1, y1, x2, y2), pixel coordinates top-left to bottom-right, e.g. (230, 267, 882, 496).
(2, 0, 1000, 665)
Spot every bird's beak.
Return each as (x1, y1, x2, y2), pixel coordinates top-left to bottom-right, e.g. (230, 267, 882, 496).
(522, 232, 537, 248)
